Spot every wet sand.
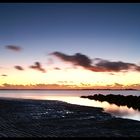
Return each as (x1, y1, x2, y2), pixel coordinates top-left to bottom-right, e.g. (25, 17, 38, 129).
(0, 98, 140, 137)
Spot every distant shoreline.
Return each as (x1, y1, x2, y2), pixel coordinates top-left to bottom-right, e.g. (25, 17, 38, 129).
(81, 94, 140, 111)
(0, 88, 139, 91)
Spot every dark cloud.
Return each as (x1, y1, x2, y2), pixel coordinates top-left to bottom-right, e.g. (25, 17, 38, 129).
(30, 62, 46, 73)
(54, 67, 61, 70)
(51, 51, 106, 72)
(5, 45, 22, 52)
(51, 51, 140, 72)
(51, 51, 92, 67)
(14, 66, 24, 70)
(95, 59, 138, 72)
(1, 74, 7, 77)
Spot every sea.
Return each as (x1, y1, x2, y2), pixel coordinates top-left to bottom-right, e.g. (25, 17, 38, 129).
(0, 89, 140, 121)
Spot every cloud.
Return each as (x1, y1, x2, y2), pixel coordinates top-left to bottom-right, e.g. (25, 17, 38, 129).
(29, 62, 46, 73)
(14, 66, 24, 70)
(51, 51, 140, 72)
(51, 51, 92, 67)
(54, 67, 61, 70)
(5, 45, 22, 52)
(1, 74, 7, 77)
(1, 83, 73, 89)
(51, 51, 107, 72)
(113, 83, 123, 87)
(94, 59, 139, 72)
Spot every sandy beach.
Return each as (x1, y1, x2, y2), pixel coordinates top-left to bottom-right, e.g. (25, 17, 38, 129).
(0, 98, 140, 137)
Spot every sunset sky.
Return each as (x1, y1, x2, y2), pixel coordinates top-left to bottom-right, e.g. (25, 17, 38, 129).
(0, 3, 140, 89)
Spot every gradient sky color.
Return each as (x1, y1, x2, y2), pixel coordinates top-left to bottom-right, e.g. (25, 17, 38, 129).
(0, 3, 140, 89)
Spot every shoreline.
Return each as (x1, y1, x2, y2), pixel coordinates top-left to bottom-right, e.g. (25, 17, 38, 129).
(81, 94, 140, 111)
(0, 97, 140, 137)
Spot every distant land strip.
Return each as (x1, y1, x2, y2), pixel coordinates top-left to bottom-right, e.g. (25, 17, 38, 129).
(0, 88, 138, 90)
(81, 94, 140, 111)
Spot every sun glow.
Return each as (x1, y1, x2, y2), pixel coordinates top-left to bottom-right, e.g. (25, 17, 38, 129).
(1, 65, 140, 89)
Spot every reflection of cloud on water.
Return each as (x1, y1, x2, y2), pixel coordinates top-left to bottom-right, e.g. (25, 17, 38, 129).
(103, 104, 140, 121)
(104, 104, 132, 116)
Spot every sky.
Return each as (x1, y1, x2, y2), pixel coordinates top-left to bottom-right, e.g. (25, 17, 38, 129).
(0, 3, 140, 89)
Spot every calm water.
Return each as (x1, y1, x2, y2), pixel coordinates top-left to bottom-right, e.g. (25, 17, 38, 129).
(0, 90, 140, 121)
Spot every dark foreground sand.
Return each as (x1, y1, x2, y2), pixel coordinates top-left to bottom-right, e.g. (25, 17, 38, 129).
(0, 98, 140, 137)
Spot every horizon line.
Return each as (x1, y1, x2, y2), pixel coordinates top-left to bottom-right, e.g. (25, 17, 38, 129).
(0, 88, 138, 91)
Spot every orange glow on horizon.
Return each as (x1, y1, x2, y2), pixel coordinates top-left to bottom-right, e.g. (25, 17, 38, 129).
(1, 67, 140, 89)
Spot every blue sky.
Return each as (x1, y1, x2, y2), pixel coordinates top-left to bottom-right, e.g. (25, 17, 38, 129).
(0, 3, 140, 62)
(1, 3, 140, 88)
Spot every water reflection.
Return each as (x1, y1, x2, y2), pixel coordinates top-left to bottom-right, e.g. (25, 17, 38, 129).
(42, 96, 140, 121)
(104, 104, 140, 121)
(0, 91, 140, 121)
